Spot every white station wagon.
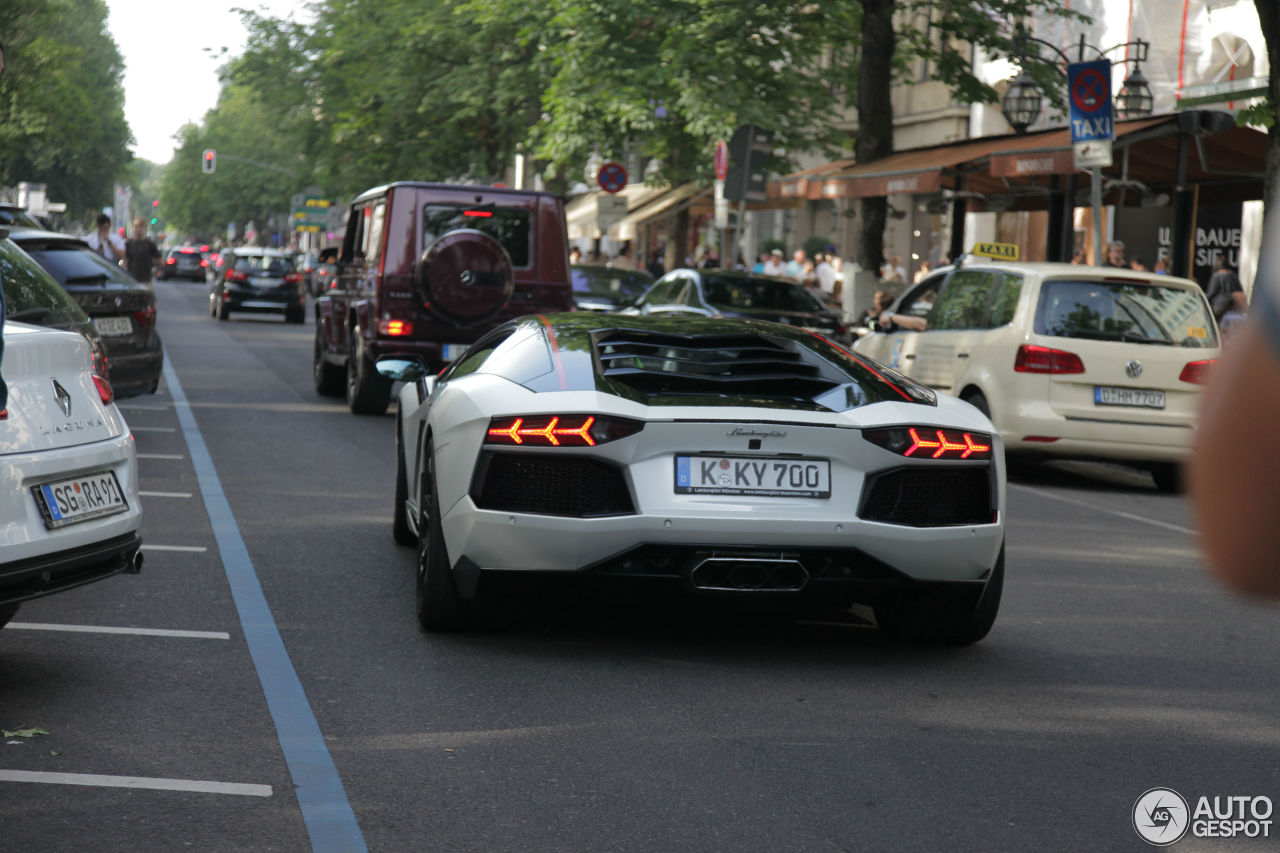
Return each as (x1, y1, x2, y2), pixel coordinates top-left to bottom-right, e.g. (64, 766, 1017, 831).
(853, 260, 1220, 491)
(0, 321, 143, 630)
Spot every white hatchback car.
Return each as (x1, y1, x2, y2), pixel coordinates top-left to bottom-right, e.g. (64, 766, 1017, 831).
(0, 321, 143, 630)
(853, 260, 1220, 491)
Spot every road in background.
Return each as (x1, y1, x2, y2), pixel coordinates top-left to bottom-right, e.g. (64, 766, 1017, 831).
(2, 280, 1277, 851)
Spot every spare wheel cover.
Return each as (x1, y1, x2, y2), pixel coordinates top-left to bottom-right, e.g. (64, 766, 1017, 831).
(419, 229, 514, 324)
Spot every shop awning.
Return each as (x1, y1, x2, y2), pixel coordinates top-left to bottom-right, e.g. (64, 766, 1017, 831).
(565, 183, 670, 241)
(765, 115, 1239, 203)
(608, 182, 708, 240)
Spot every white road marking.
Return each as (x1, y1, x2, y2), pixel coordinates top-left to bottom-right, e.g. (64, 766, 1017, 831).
(5, 623, 229, 639)
(141, 544, 207, 552)
(129, 426, 176, 433)
(1010, 483, 1196, 535)
(137, 453, 185, 460)
(138, 490, 192, 498)
(117, 404, 170, 411)
(0, 770, 270, 797)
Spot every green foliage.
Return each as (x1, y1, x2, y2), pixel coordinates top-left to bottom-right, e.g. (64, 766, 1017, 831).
(760, 237, 787, 256)
(0, 0, 132, 223)
(1237, 99, 1276, 131)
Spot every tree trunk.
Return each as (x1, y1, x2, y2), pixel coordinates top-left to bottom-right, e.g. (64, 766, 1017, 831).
(1256, 0, 1280, 218)
(856, 0, 895, 277)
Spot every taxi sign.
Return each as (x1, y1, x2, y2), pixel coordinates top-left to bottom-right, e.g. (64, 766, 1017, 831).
(969, 242, 1019, 261)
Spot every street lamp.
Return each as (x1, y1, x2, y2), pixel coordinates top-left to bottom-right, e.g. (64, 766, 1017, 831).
(999, 30, 1154, 133)
(998, 29, 1154, 264)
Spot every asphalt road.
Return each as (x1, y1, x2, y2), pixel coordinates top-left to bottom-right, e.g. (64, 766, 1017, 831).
(2, 280, 1277, 852)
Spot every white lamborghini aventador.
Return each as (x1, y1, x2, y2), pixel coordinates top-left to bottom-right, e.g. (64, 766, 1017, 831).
(379, 313, 1007, 644)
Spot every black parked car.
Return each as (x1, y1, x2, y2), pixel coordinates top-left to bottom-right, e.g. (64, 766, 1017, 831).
(570, 263, 653, 312)
(209, 247, 306, 323)
(157, 246, 207, 282)
(624, 268, 850, 343)
(8, 228, 164, 396)
(1, 230, 111, 387)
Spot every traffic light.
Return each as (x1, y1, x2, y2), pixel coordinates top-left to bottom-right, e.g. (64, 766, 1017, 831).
(202, 149, 216, 174)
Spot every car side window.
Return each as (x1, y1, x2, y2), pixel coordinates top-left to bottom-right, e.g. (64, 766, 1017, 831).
(988, 273, 1023, 327)
(896, 274, 946, 321)
(683, 275, 705, 309)
(364, 202, 386, 263)
(443, 327, 517, 381)
(342, 203, 369, 263)
(665, 274, 691, 306)
(930, 270, 1001, 331)
(640, 278, 674, 307)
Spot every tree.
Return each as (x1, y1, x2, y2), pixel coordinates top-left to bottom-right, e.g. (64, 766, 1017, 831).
(0, 0, 132, 223)
(1248, 1, 1278, 216)
(853, 1, 1086, 276)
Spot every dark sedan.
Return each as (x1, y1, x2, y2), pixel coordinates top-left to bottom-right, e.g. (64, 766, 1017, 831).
(157, 246, 208, 282)
(625, 268, 849, 343)
(209, 247, 307, 323)
(8, 228, 162, 396)
(570, 264, 653, 312)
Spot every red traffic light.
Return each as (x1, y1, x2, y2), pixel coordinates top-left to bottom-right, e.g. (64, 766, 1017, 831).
(151, 199, 159, 207)
(202, 149, 216, 174)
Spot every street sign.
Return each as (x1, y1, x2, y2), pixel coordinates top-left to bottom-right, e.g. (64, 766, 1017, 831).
(969, 241, 1019, 261)
(597, 161, 628, 193)
(1073, 140, 1114, 170)
(724, 124, 772, 203)
(597, 194, 627, 231)
(714, 180, 728, 229)
(1068, 59, 1114, 145)
(714, 140, 729, 181)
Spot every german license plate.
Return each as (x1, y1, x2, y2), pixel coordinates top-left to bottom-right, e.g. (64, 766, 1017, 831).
(93, 316, 133, 336)
(31, 471, 129, 529)
(675, 456, 831, 498)
(442, 343, 464, 361)
(1094, 386, 1166, 409)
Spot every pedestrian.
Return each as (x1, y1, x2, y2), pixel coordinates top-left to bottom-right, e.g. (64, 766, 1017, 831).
(1130, 257, 1148, 272)
(1153, 256, 1170, 275)
(881, 254, 906, 283)
(1103, 240, 1127, 268)
(814, 251, 837, 296)
(125, 217, 161, 283)
(570, 247, 582, 264)
(857, 290, 894, 326)
(763, 248, 786, 276)
(1188, 216, 1280, 597)
(1071, 247, 1087, 264)
(85, 214, 126, 263)
(646, 250, 664, 278)
(1205, 252, 1247, 323)
(913, 260, 932, 284)
(785, 248, 807, 280)
(751, 252, 767, 274)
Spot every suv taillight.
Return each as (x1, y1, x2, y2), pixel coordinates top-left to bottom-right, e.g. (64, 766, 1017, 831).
(1180, 359, 1215, 384)
(226, 270, 248, 282)
(1014, 344, 1085, 374)
(285, 273, 302, 283)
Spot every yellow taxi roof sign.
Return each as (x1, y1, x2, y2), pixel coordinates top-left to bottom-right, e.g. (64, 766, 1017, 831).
(968, 242, 1019, 261)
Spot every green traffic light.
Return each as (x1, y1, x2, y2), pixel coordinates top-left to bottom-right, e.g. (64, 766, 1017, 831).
(150, 217, 157, 225)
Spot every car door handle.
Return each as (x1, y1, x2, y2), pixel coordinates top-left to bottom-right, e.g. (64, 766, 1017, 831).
(903, 353, 915, 360)
(956, 353, 969, 358)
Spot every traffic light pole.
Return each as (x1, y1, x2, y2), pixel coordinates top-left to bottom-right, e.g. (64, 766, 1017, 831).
(202, 152, 296, 178)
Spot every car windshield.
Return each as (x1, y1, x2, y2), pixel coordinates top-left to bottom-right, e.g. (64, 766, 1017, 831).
(17, 240, 139, 288)
(423, 204, 531, 268)
(1035, 279, 1219, 348)
(702, 274, 827, 313)
(234, 255, 294, 275)
(570, 267, 651, 301)
(1, 238, 92, 327)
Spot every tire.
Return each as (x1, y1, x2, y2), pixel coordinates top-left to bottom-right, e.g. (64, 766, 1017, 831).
(875, 544, 1004, 645)
(1150, 462, 1182, 493)
(416, 441, 469, 632)
(962, 390, 991, 420)
(313, 322, 345, 397)
(346, 328, 392, 415)
(215, 293, 231, 321)
(393, 421, 416, 546)
(0, 602, 18, 631)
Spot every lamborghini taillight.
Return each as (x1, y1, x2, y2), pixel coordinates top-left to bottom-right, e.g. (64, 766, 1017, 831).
(485, 415, 643, 447)
(863, 426, 993, 460)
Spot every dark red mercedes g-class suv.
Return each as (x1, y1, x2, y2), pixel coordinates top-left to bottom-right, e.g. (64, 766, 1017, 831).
(313, 182, 574, 414)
